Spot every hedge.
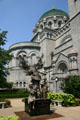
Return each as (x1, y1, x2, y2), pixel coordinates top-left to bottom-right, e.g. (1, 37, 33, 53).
(0, 89, 29, 98)
(47, 92, 76, 106)
(0, 93, 29, 98)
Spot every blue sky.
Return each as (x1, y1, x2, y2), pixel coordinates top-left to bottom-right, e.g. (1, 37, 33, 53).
(0, 0, 68, 49)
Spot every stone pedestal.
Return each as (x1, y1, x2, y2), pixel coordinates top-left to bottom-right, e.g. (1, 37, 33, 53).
(25, 98, 51, 116)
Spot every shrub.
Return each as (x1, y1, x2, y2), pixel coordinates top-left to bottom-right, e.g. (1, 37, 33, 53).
(0, 93, 29, 98)
(0, 89, 29, 98)
(61, 75, 80, 98)
(22, 98, 25, 102)
(47, 92, 76, 106)
(75, 98, 80, 106)
(7, 116, 20, 120)
(0, 99, 11, 108)
(5, 99, 11, 107)
(0, 115, 19, 120)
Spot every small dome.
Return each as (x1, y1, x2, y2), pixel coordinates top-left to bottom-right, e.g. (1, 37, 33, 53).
(39, 9, 69, 21)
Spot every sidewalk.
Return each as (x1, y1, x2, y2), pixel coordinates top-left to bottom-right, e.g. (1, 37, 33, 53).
(50, 106, 80, 120)
(0, 98, 24, 117)
(0, 98, 80, 120)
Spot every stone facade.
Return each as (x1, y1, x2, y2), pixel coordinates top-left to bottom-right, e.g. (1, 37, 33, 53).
(7, 0, 80, 92)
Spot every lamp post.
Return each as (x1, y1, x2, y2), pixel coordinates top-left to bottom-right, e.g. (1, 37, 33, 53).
(55, 77, 58, 93)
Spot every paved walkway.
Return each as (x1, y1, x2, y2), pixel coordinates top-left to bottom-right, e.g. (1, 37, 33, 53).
(0, 98, 80, 120)
(50, 106, 80, 120)
(0, 98, 24, 117)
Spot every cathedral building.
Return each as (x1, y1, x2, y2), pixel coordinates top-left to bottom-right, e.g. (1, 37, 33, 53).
(7, 0, 80, 92)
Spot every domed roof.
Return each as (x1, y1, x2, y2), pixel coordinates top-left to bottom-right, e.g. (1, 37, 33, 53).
(39, 9, 69, 20)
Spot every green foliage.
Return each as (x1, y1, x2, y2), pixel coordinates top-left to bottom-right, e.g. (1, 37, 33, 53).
(76, 98, 80, 106)
(61, 75, 80, 98)
(0, 93, 29, 98)
(0, 89, 29, 98)
(5, 99, 11, 106)
(0, 30, 13, 88)
(16, 89, 27, 94)
(47, 92, 76, 106)
(22, 98, 26, 102)
(0, 115, 19, 120)
(0, 99, 11, 108)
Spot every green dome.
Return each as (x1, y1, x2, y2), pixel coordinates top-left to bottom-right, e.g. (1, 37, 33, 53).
(39, 9, 69, 20)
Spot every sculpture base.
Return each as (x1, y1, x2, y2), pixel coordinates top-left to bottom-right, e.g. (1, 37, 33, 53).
(25, 98, 51, 116)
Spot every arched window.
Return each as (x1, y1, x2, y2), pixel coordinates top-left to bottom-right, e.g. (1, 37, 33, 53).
(54, 20, 57, 27)
(48, 21, 52, 28)
(16, 82, 18, 87)
(18, 55, 22, 66)
(17, 51, 27, 66)
(58, 21, 62, 27)
(20, 82, 22, 87)
(40, 24, 43, 30)
(23, 82, 26, 87)
(31, 53, 37, 65)
(58, 63, 68, 73)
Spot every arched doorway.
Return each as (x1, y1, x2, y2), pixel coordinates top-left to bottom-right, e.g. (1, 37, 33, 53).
(55, 62, 69, 92)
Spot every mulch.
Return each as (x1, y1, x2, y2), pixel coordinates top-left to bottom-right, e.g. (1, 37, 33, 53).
(15, 111, 63, 120)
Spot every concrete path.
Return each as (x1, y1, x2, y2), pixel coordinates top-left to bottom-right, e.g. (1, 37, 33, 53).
(0, 98, 24, 117)
(50, 106, 80, 120)
(0, 98, 80, 120)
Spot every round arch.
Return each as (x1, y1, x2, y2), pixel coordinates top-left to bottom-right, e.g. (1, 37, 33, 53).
(47, 20, 53, 28)
(28, 51, 40, 65)
(16, 50, 27, 66)
(57, 61, 68, 73)
(39, 22, 44, 30)
(28, 51, 39, 57)
(16, 50, 27, 57)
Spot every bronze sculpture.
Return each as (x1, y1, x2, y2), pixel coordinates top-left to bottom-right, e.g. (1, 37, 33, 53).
(18, 55, 50, 116)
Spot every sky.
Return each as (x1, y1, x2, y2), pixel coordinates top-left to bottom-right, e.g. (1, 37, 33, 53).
(0, 0, 68, 50)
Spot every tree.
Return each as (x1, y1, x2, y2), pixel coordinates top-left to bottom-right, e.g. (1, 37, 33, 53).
(0, 30, 13, 88)
(61, 75, 80, 98)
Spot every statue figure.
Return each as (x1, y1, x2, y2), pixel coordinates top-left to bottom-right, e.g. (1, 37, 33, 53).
(18, 55, 50, 116)
(19, 55, 48, 99)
